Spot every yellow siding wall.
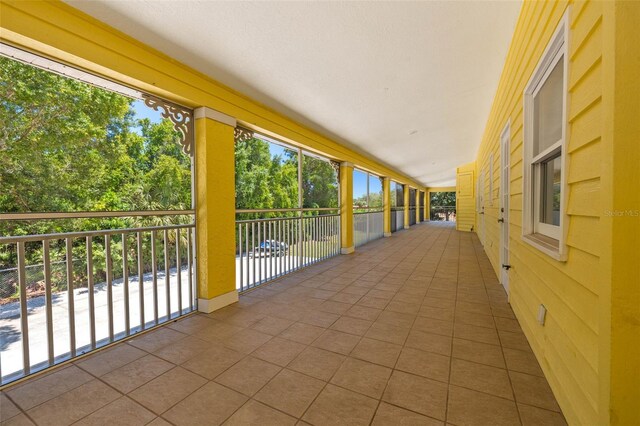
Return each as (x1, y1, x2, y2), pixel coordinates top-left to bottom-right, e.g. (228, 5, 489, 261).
(472, 1, 622, 424)
(455, 163, 475, 232)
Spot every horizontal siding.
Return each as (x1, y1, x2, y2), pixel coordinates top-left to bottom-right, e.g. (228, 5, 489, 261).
(470, 1, 605, 424)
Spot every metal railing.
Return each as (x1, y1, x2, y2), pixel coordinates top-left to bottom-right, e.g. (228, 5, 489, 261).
(0, 220, 196, 385)
(354, 209, 384, 247)
(391, 208, 405, 232)
(430, 206, 457, 222)
(236, 210, 340, 292)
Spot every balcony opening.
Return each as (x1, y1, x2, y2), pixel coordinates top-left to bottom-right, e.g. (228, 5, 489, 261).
(430, 191, 457, 222)
(234, 130, 340, 292)
(0, 45, 196, 385)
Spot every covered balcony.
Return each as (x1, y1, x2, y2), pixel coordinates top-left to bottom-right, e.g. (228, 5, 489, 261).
(1, 1, 638, 425)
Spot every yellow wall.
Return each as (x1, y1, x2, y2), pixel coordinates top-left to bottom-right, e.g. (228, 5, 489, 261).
(471, 1, 638, 424)
(455, 163, 475, 232)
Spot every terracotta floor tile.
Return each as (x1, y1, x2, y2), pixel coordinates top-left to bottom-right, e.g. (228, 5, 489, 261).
(167, 314, 217, 335)
(412, 317, 454, 337)
(251, 337, 306, 366)
(298, 310, 340, 328)
(76, 343, 147, 377)
(129, 367, 207, 414)
(318, 300, 352, 315)
(350, 337, 402, 368)
(1, 413, 34, 426)
(163, 381, 247, 425)
(330, 357, 392, 398)
(452, 338, 505, 368)
(127, 328, 187, 353)
(220, 328, 273, 354)
(181, 345, 244, 379)
(454, 311, 496, 329)
(288, 347, 346, 381)
(377, 310, 416, 328)
(503, 347, 545, 377)
(357, 296, 390, 310)
(382, 370, 448, 420)
(405, 329, 453, 356)
(254, 369, 325, 417)
(510, 371, 561, 412)
(223, 400, 297, 425)
(453, 322, 500, 346)
(27, 380, 120, 426)
(74, 396, 155, 426)
(312, 329, 361, 355)
(395, 347, 451, 383)
(0, 393, 21, 422)
(7, 365, 93, 411)
(365, 321, 409, 345)
(372, 402, 444, 426)
(193, 321, 244, 342)
(344, 305, 382, 321)
(250, 315, 295, 335)
(215, 356, 281, 396)
(330, 316, 373, 336)
(418, 305, 455, 321)
(302, 384, 378, 426)
(447, 385, 520, 426)
(499, 330, 532, 351)
(330, 291, 363, 304)
(518, 403, 567, 426)
(279, 322, 325, 344)
(102, 354, 174, 394)
(450, 358, 513, 400)
(153, 335, 210, 365)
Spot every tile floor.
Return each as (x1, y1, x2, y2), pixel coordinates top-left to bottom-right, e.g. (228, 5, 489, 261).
(0, 223, 567, 426)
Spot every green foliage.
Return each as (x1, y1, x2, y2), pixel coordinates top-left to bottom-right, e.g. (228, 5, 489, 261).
(430, 191, 456, 207)
(0, 57, 192, 298)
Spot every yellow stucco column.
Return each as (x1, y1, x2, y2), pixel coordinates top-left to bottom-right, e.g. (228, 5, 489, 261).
(194, 107, 238, 313)
(425, 191, 430, 221)
(403, 185, 410, 229)
(416, 189, 421, 224)
(383, 177, 392, 237)
(340, 162, 354, 254)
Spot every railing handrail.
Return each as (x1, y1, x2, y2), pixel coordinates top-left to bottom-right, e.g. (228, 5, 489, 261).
(431, 206, 457, 209)
(0, 210, 195, 220)
(236, 213, 340, 224)
(353, 209, 383, 214)
(0, 223, 195, 244)
(235, 207, 338, 214)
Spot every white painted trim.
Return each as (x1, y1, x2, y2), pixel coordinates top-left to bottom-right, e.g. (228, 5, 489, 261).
(521, 8, 570, 261)
(198, 290, 239, 313)
(341, 246, 355, 254)
(194, 107, 236, 127)
(383, 232, 392, 237)
(340, 161, 354, 168)
(404, 225, 410, 229)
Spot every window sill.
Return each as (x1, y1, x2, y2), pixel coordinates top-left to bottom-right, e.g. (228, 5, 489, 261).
(522, 233, 567, 262)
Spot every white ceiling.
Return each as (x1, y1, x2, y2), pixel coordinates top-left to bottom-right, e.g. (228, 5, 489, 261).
(66, 0, 521, 187)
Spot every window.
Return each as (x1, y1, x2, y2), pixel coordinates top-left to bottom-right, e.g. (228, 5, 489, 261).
(523, 11, 569, 259)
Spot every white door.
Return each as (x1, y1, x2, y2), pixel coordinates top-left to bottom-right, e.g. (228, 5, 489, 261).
(499, 124, 511, 294)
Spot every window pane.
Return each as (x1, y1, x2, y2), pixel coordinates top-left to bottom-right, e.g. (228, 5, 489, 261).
(235, 137, 298, 210)
(395, 183, 404, 207)
(302, 153, 338, 209)
(533, 57, 564, 156)
(353, 169, 368, 208)
(390, 182, 397, 207)
(540, 155, 562, 226)
(369, 175, 383, 208)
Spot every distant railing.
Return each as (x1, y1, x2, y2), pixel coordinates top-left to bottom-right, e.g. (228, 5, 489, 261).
(391, 207, 405, 232)
(0, 214, 196, 385)
(430, 206, 457, 222)
(235, 209, 340, 292)
(354, 208, 384, 247)
(409, 207, 417, 226)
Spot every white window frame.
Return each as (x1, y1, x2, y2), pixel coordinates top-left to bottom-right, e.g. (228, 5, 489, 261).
(522, 9, 569, 261)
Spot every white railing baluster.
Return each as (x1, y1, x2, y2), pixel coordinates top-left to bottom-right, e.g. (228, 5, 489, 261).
(17, 242, 30, 375)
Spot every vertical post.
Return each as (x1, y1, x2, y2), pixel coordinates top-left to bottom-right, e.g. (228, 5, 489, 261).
(383, 177, 391, 237)
(339, 162, 354, 254)
(425, 190, 430, 221)
(416, 188, 421, 224)
(194, 107, 238, 313)
(403, 184, 410, 229)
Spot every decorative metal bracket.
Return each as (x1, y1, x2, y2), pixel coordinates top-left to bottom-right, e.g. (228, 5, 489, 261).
(142, 94, 194, 157)
(329, 160, 341, 180)
(234, 126, 255, 143)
